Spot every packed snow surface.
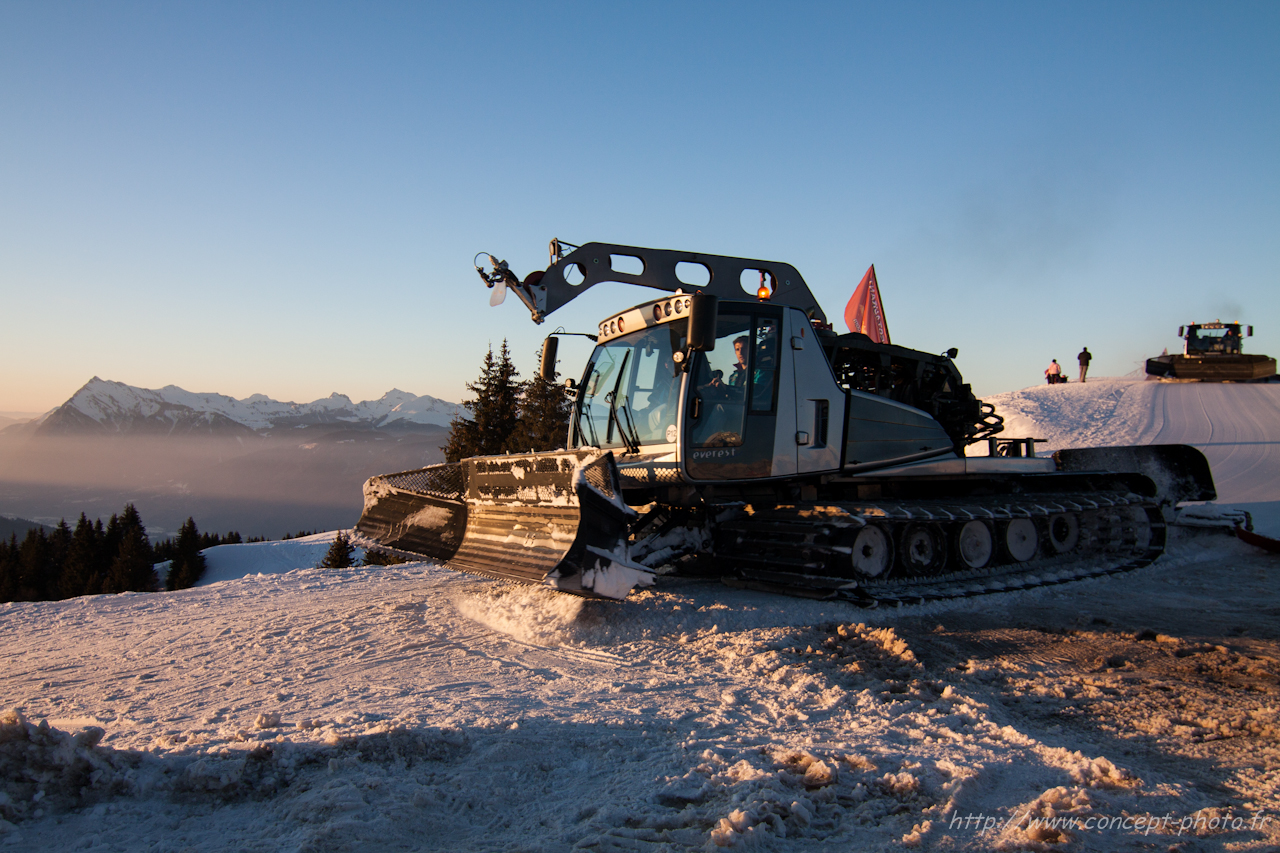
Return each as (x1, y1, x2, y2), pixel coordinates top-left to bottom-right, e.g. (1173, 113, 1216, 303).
(2, 377, 1278, 852)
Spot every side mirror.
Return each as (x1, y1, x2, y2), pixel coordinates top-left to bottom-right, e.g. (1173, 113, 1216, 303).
(1247, 326, 1253, 337)
(539, 336, 559, 382)
(687, 294, 718, 352)
(1178, 326, 1185, 338)
(945, 347, 959, 359)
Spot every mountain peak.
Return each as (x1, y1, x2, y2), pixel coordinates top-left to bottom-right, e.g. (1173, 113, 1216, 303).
(37, 379, 462, 437)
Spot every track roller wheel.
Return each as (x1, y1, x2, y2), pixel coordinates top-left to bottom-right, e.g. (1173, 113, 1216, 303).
(901, 523, 947, 576)
(850, 525, 892, 578)
(955, 520, 994, 569)
(1048, 513, 1080, 553)
(1003, 518, 1039, 562)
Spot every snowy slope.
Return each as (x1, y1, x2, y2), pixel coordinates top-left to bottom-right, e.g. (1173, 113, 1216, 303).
(978, 376, 1280, 534)
(3, 381, 1280, 852)
(27, 377, 462, 435)
(197, 533, 364, 585)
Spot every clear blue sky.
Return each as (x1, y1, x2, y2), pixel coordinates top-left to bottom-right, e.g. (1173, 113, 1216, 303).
(2, 1, 1277, 412)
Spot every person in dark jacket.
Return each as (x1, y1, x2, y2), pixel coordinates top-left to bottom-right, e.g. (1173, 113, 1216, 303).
(1078, 348, 1092, 383)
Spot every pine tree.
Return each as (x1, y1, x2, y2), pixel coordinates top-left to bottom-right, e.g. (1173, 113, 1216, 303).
(59, 514, 99, 598)
(16, 527, 53, 601)
(442, 411, 478, 464)
(104, 504, 157, 593)
(101, 514, 122, 585)
(362, 548, 406, 566)
(48, 520, 71, 596)
(444, 340, 522, 462)
(319, 531, 355, 569)
(166, 517, 207, 591)
(506, 342, 573, 453)
(89, 518, 109, 593)
(0, 534, 18, 602)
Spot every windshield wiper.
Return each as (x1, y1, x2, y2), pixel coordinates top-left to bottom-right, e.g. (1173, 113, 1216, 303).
(615, 395, 642, 455)
(605, 350, 640, 454)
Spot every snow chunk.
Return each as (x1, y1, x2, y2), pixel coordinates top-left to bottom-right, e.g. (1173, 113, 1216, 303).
(1066, 754, 1136, 789)
(998, 786, 1093, 849)
(802, 759, 835, 788)
(580, 557, 655, 600)
(253, 712, 283, 730)
(453, 583, 585, 646)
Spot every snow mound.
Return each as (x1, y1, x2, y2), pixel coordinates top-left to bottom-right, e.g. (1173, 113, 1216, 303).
(0, 708, 470, 829)
(0, 710, 131, 823)
(198, 532, 362, 586)
(972, 377, 1153, 455)
(975, 380, 1280, 527)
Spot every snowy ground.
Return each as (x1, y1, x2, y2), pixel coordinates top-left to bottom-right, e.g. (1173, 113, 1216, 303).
(2, 379, 1278, 852)
(979, 376, 1280, 537)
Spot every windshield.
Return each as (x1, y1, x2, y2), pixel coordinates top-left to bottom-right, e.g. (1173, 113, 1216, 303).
(1187, 325, 1242, 353)
(576, 321, 687, 449)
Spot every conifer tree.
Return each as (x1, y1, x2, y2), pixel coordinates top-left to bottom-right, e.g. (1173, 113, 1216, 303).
(319, 531, 355, 569)
(166, 517, 207, 591)
(442, 412, 478, 464)
(506, 341, 573, 453)
(444, 340, 522, 462)
(104, 504, 157, 593)
(89, 518, 109, 592)
(59, 514, 99, 598)
(16, 527, 54, 601)
(0, 533, 18, 602)
(362, 548, 406, 566)
(49, 520, 71, 593)
(101, 514, 122, 583)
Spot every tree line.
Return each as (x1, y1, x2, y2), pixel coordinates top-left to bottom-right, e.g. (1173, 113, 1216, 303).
(0, 505, 241, 603)
(443, 339, 573, 462)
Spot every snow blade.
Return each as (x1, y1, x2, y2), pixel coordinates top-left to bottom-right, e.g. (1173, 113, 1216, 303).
(1054, 444, 1216, 503)
(355, 450, 646, 598)
(1147, 354, 1277, 382)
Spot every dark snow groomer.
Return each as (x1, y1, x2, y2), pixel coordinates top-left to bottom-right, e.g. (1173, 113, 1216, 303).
(355, 240, 1216, 604)
(1146, 321, 1276, 382)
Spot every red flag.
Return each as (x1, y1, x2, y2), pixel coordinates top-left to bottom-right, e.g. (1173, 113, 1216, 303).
(843, 264, 891, 343)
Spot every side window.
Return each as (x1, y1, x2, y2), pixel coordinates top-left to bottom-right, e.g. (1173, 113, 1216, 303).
(687, 310, 782, 447)
(689, 314, 752, 448)
(750, 316, 780, 412)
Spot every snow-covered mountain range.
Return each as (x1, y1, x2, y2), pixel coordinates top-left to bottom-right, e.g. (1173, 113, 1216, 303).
(22, 377, 463, 436)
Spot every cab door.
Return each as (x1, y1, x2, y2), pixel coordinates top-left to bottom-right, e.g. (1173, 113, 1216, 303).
(682, 305, 784, 481)
(788, 308, 843, 475)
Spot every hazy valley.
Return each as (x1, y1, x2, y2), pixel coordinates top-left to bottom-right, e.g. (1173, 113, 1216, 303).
(0, 379, 459, 538)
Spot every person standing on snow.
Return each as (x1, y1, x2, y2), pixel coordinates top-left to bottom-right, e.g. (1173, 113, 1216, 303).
(1078, 347, 1092, 383)
(1045, 359, 1062, 384)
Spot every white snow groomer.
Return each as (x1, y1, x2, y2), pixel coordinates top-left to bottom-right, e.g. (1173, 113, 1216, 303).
(1145, 321, 1276, 382)
(355, 241, 1216, 604)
